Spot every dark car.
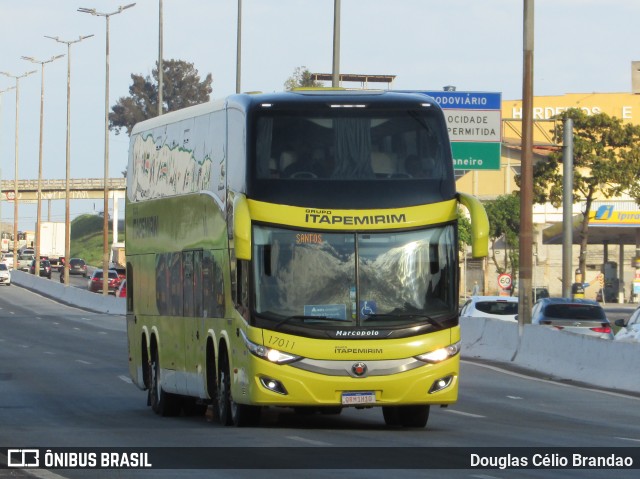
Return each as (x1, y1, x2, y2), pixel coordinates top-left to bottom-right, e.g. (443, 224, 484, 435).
(29, 259, 52, 279)
(88, 269, 120, 294)
(531, 297, 614, 339)
(68, 258, 88, 277)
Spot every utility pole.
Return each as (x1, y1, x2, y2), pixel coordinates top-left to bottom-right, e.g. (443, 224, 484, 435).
(518, 0, 535, 335)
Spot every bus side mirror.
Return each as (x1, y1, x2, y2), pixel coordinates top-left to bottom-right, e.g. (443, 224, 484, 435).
(233, 195, 252, 260)
(457, 192, 489, 258)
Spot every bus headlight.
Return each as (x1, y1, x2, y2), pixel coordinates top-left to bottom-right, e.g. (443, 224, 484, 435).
(415, 341, 461, 364)
(240, 330, 302, 364)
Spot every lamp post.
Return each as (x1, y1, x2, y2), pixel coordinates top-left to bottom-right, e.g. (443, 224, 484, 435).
(21, 54, 65, 276)
(158, 0, 163, 115)
(332, 0, 341, 88)
(0, 70, 36, 266)
(78, 3, 135, 295)
(45, 35, 94, 285)
(0, 86, 16, 241)
(236, 0, 242, 93)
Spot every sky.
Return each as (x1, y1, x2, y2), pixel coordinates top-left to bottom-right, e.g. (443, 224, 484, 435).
(0, 0, 639, 231)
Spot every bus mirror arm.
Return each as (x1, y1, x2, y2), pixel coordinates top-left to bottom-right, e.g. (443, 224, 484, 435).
(233, 194, 252, 260)
(457, 192, 489, 259)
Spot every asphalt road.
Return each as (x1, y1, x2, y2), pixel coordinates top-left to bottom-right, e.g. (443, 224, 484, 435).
(1, 285, 640, 479)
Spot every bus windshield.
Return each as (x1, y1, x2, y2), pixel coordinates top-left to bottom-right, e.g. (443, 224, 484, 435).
(254, 109, 450, 181)
(252, 224, 457, 330)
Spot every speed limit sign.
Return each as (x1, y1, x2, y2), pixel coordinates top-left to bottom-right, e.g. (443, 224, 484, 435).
(497, 273, 512, 290)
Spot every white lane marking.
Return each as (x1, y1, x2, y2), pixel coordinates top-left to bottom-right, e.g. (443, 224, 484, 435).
(118, 375, 133, 384)
(462, 359, 640, 401)
(99, 331, 108, 335)
(286, 435, 333, 446)
(75, 359, 92, 365)
(73, 327, 81, 331)
(10, 311, 15, 315)
(445, 409, 486, 419)
(507, 395, 523, 400)
(614, 437, 640, 443)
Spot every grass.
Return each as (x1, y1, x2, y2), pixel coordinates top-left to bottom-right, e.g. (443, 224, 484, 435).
(70, 214, 118, 268)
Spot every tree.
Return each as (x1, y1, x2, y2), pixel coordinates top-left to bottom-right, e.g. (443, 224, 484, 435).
(283, 66, 323, 91)
(457, 208, 472, 252)
(516, 108, 640, 276)
(484, 194, 520, 293)
(109, 59, 213, 136)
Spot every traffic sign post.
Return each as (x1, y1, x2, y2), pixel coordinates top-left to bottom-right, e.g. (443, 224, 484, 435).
(497, 273, 512, 291)
(418, 91, 502, 171)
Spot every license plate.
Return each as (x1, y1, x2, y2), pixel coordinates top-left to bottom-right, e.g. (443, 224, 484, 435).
(341, 391, 376, 405)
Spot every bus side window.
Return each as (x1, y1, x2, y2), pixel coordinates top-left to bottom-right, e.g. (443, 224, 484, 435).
(203, 251, 225, 318)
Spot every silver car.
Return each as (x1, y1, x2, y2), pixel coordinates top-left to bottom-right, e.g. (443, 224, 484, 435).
(460, 295, 518, 322)
(614, 306, 640, 343)
(531, 297, 614, 339)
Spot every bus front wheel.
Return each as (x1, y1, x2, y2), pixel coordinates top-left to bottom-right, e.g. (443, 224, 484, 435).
(382, 405, 430, 428)
(217, 354, 261, 427)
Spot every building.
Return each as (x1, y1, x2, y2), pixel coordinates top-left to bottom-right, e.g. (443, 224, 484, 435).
(456, 65, 640, 301)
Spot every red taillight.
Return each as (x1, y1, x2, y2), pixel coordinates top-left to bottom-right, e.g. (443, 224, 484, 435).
(590, 326, 611, 334)
(92, 277, 100, 281)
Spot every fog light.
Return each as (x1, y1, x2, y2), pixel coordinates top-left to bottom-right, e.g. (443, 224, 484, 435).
(429, 375, 454, 394)
(259, 377, 288, 395)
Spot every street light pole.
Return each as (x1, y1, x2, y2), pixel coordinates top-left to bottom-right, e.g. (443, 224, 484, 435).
(78, 3, 136, 296)
(158, 0, 163, 115)
(0, 70, 36, 266)
(21, 54, 65, 276)
(45, 35, 94, 285)
(236, 0, 242, 93)
(0, 86, 16, 241)
(332, 0, 341, 88)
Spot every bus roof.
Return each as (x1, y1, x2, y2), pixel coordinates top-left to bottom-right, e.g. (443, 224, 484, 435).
(130, 90, 441, 136)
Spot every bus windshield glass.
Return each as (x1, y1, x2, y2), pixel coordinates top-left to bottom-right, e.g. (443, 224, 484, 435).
(252, 224, 457, 329)
(254, 108, 450, 181)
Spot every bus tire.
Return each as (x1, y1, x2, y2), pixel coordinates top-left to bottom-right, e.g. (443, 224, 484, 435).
(398, 405, 430, 428)
(217, 353, 233, 426)
(382, 406, 401, 426)
(149, 348, 181, 417)
(217, 353, 261, 427)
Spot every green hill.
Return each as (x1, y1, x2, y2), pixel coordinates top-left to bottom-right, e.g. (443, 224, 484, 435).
(70, 214, 123, 267)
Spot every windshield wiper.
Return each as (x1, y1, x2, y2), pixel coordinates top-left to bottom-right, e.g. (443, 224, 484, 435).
(275, 315, 347, 329)
(364, 313, 444, 330)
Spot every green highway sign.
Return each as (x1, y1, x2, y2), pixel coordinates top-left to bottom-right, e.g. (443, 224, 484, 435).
(419, 91, 502, 171)
(451, 142, 501, 170)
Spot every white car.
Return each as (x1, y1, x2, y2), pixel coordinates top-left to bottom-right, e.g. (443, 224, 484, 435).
(460, 295, 519, 322)
(0, 263, 11, 285)
(614, 306, 640, 343)
(1, 252, 14, 269)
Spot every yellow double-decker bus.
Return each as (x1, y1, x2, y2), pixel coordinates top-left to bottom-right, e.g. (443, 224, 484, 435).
(125, 89, 488, 428)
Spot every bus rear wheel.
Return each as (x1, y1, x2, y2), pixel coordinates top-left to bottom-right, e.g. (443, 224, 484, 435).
(382, 405, 430, 428)
(217, 354, 261, 427)
(149, 349, 181, 417)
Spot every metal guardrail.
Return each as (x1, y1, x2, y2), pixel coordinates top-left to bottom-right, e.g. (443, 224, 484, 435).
(0, 178, 126, 192)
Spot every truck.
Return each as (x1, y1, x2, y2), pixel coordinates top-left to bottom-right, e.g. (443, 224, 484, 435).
(38, 221, 66, 272)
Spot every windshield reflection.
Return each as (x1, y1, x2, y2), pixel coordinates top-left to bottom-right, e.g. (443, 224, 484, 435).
(253, 225, 456, 330)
